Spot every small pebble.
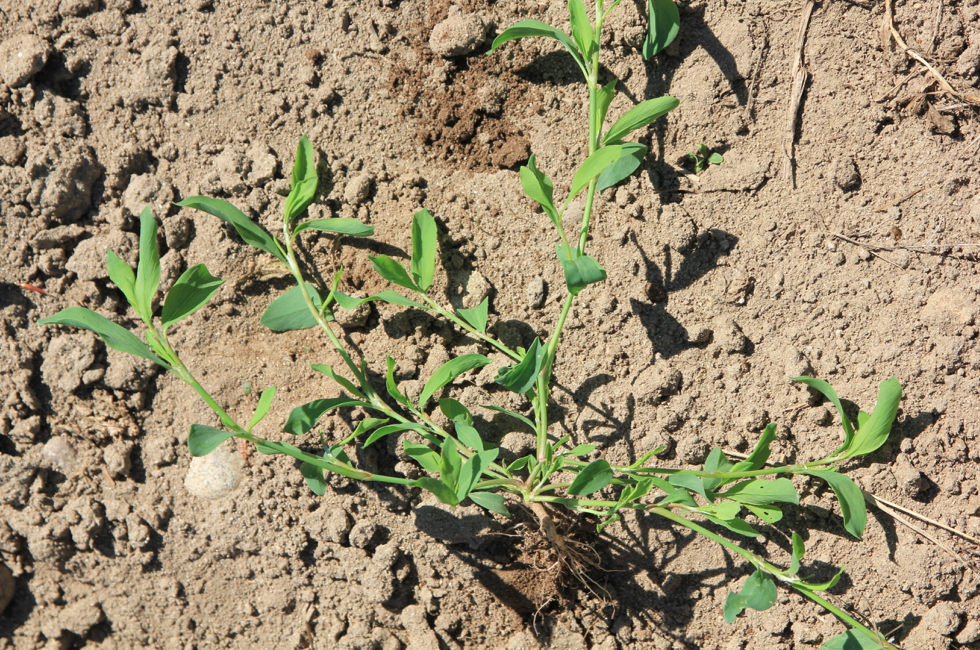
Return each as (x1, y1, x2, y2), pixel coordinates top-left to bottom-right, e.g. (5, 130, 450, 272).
(344, 172, 375, 205)
(429, 10, 487, 57)
(526, 276, 546, 309)
(41, 436, 77, 474)
(0, 34, 50, 87)
(183, 445, 242, 498)
(832, 156, 861, 192)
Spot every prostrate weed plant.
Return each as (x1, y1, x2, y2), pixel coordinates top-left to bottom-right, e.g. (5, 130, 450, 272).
(41, 2, 902, 647)
(686, 142, 724, 173)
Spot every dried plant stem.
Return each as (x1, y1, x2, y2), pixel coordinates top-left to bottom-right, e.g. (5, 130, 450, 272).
(781, 0, 815, 187)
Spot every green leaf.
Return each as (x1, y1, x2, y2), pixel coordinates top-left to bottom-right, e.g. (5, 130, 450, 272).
(819, 628, 887, 650)
(312, 364, 364, 399)
(410, 208, 438, 293)
(507, 455, 534, 473)
(720, 478, 799, 506)
(495, 337, 544, 395)
(38, 307, 167, 367)
(439, 438, 462, 488)
(106, 250, 138, 310)
(176, 196, 285, 263)
(555, 246, 606, 295)
(385, 357, 411, 407)
(260, 284, 321, 332)
(187, 424, 236, 457)
(455, 453, 484, 501)
(596, 142, 648, 191)
(454, 421, 484, 452)
(701, 447, 734, 493)
(792, 376, 855, 454)
(457, 297, 489, 334)
(282, 397, 370, 436)
(845, 378, 902, 459)
(569, 459, 613, 495)
(489, 20, 584, 73)
(300, 461, 327, 496)
(595, 79, 617, 128)
(705, 514, 760, 537)
(731, 423, 777, 472)
(519, 155, 560, 227)
(247, 386, 277, 431)
(415, 477, 459, 506)
(469, 491, 510, 516)
(603, 96, 679, 144)
(642, 0, 680, 59)
(650, 477, 698, 507)
(364, 424, 421, 448)
(562, 444, 596, 458)
(708, 500, 742, 521)
(805, 470, 867, 539)
(567, 0, 594, 58)
(404, 442, 441, 474)
(799, 566, 846, 592)
(283, 135, 318, 223)
(482, 405, 536, 431)
(334, 290, 428, 310)
(723, 569, 777, 623)
(708, 152, 724, 165)
(134, 207, 161, 321)
(745, 503, 783, 524)
(669, 473, 710, 502)
(293, 218, 374, 237)
(370, 255, 418, 292)
(439, 398, 473, 425)
(418, 354, 492, 409)
(161, 264, 224, 328)
(789, 533, 804, 575)
(567, 145, 623, 204)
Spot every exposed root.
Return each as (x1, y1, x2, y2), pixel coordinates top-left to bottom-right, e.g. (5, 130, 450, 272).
(528, 501, 609, 604)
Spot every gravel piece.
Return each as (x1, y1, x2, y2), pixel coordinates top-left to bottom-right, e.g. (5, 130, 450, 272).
(462, 270, 491, 309)
(832, 156, 861, 192)
(103, 442, 133, 479)
(41, 436, 78, 474)
(429, 10, 487, 57)
(526, 276, 546, 308)
(0, 34, 51, 87)
(246, 142, 279, 186)
(633, 363, 682, 405)
(348, 520, 382, 550)
(324, 509, 352, 545)
(344, 172, 375, 205)
(183, 445, 242, 498)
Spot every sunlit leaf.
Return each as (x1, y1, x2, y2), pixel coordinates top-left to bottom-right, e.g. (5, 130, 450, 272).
(39, 307, 167, 367)
(162, 264, 224, 328)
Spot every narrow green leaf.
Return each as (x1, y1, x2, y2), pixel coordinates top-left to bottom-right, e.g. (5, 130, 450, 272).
(567, 145, 623, 203)
(106, 250, 137, 310)
(282, 397, 370, 436)
(819, 628, 886, 650)
(562, 444, 596, 458)
(489, 20, 585, 73)
(669, 473, 710, 502)
(556, 246, 606, 295)
(745, 503, 783, 524)
(293, 218, 374, 237)
(364, 423, 420, 448)
(418, 354, 492, 409)
(482, 405, 536, 431)
(642, 0, 680, 59)
(455, 453, 484, 501)
(457, 297, 489, 334)
(720, 478, 799, 506)
(596, 142, 647, 191)
(495, 337, 544, 395)
(176, 196, 285, 263)
(187, 424, 236, 457)
(439, 438, 462, 488)
(385, 357, 411, 407)
(415, 477, 459, 506)
(283, 135, 318, 223)
(370, 255, 418, 292)
(595, 79, 617, 128)
(519, 155, 560, 227)
(569, 459, 613, 495)
(701, 447, 734, 493)
(705, 514, 760, 537)
(300, 461, 327, 496)
(799, 566, 846, 592)
(260, 283, 321, 332)
(567, 0, 594, 58)
(789, 533, 804, 575)
(161, 264, 224, 328)
(39, 307, 167, 367)
(845, 378, 902, 459)
(334, 290, 428, 310)
(439, 398, 473, 425)
(507, 455, 534, 473)
(312, 364, 364, 399)
(723, 569, 777, 623)
(469, 491, 510, 516)
(805, 470, 867, 539)
(603, 96, 679, 144)
(248, 386, 277, 431)
(410, 209, 438, 293)
(792, 376, 855, 453)
(454, 421, 484, 452)
(134, 207, 161, 321)
(731, 423, 777, 472)
(650, 477, 698, 507)
(404, 442, 440, 474)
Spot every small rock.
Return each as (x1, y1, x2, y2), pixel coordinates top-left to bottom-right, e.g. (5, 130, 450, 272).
(32, 224, 86, 250)
(922, 601, 961, 637)
(246, 143, 278, 186)
(42, 333, 98, 393)
(65, 230, 137, 281)
(344, 172, 375, 205)
(348, 521, 382, 550)
(29, 142, 101, 224)
(103, 442, 133, 479)
(0, 563, 14, 614)
(122, 174, 174, 218)
(956, 619, 980, 645)
(324, 510, 352, 545)
(162, 214, 194, 249)
(61, 597, 104, 636)
(429, 10, 487, 57)
(526, 276, 546, 309)
(892, 454, 926, 498)
(676, 435, 710, 465)
(334, 294, 372, 329)
(713, 318, 751, 354)
(832, 157, 861, 192)
(462, 270, 491, 309)
(183, 444, 242, 498)
(633, 363, 682, 405)
(0, 34, 51, 87)
(41, 436, 77, 474)
(0, 135, 26, 165)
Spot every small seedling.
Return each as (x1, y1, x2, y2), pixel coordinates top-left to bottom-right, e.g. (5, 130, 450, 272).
(687, 142, 724, 173)
(40, 2, 902, 648)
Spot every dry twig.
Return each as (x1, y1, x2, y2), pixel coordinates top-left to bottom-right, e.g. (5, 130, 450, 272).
(781, 0, 816, 187)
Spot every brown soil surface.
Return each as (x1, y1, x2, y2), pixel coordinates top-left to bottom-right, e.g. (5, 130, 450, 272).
(2, 0, 980, 648)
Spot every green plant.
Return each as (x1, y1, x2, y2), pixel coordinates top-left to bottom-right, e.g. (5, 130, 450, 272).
(687, 142, 724, 173)
(40, 2, 904, 648)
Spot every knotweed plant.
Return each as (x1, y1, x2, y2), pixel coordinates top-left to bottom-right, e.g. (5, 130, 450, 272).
(41, 1, 901, 647)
